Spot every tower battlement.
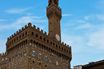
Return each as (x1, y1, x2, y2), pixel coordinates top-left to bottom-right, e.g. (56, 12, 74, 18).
(0, 52, 7, 57)
(7, 23, 71, 49)
(7, 23, 48, 41)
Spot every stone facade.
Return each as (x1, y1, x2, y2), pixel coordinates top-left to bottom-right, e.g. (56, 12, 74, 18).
(0, 0, 72, 69)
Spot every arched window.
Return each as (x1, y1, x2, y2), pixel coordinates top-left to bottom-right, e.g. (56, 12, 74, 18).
(12, 57, 14, 61)
(50, 58, 52, 63)
(2, 59, 4, 64)
(15, 55, 18, 59)
(67, 65, 69, 69)
(24, 51, 26, 56)
(19, 53, 22, 58)
(32, 51, 35, 57)
(44, 56, 47, 61)
(63, 63, 65, 68)
(5, 58, 7, 63)
(38, 53, 41, 59)
(32, 32, 34, 35)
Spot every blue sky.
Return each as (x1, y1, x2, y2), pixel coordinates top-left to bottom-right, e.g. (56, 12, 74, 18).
(0, 0, 104, 68)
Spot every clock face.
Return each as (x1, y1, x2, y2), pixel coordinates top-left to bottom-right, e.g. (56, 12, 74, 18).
(56, 34, 60, 41)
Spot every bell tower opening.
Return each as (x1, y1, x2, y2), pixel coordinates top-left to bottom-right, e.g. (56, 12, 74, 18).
(49, 0, 52, 5)
(54, 0, 57, 4)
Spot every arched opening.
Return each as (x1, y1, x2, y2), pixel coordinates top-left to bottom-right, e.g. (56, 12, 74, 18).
(50, 0, 52, 4)
(54, 0, 57, 4)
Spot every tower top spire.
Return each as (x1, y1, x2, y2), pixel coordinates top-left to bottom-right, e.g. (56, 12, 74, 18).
(48, 0, 59, 7)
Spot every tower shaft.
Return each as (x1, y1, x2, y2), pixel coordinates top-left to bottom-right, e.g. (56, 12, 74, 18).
(47, 0, 62, 41)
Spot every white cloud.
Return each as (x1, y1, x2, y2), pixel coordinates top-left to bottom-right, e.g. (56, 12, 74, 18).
(0, 19, 6, 21)
(75, 23, 92, 29)
(62, 14, 72, 16)
(77, 20, 85, 23)
(96, 15, 104, 21)
(6, 7, 31, 14)
(0, 16, 47, 30)
(62, 34, 86, 53)
(87, 29, 104, 49)
(84, 16, 91, 20)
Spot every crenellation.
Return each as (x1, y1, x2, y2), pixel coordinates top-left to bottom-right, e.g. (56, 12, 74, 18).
(65, 43, 66, 46)
(44, 32, 47, 35)
(25, 25, 28, 28)
(19, 29, 21, 32)
(7, 38, 9, 41)
(14, 33, 16, 36)
(41, 29, 43, 33)
(16, 31, 19, 34)
(62, 42, 64, 45)
(28, 22, 32, 27)
(10, 36, 12, 39)
(37, 27, 40, 31)
(33, 25, 36, 29)
(12, 34, 13, 37)
(22, 27, 24, 30)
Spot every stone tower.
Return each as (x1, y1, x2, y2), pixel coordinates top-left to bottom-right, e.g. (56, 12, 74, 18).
(47, 0, 62, 42)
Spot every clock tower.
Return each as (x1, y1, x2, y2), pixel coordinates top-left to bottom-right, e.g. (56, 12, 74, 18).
(47, 0, 62, 42)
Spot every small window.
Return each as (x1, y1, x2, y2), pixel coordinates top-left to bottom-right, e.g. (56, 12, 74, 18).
(38, 54, 41, 59)
(19, 53, 22, 58)
(32, 51, 35, 57)
(45, 65, 47, 67)
(56, 61, 58, 65)
(9, 58, 11, 62)
(17, 37, 18, 40)
(56, 44, 58, 47)
(47, 40, 49, 43)
(64, 49, 66, 51)
(50, 59, 52, 63)
(63, 64, 65, 68)
(22, 33, 24, 37)
(62, 47, 63, 50)
(14, 39, 16, 42)
(24, 51, 26, 56)
(67, 65, 69, 69)
(2, 59, 4, 64)
(44, 56, 47, 61)
(40, 46, 43, 50)
(25, 31, 27, 35)
(39, 63, 41, 65)
(12, 57, 14, 61)
(50, 42, 52, 45)
(59, 46, 60, 49)
(5, 59, 7, 63)
(67, 50, 68, 53)
(43, 38, 45, 41)
(36, 34, 38, 37)
(19, 35, 21, 38)
(32, 32, 34, 35)
(33, 61, 35, 63)
(16, 55, 18, 59)
(40, 36, 42, 39)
